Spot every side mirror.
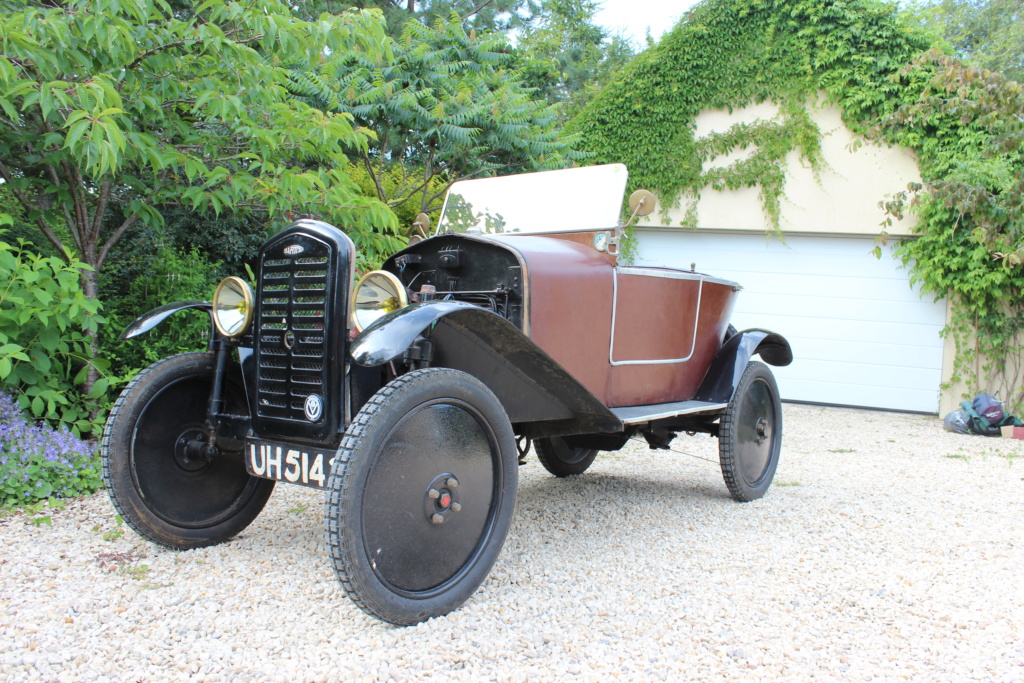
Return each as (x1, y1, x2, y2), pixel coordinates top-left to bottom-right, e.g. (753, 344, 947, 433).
(627, 190, 656, 220)
(609, 190, 657, 254)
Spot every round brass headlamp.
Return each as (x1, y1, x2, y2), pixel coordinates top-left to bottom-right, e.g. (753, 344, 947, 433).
(212, 276, 255, 338)
(351, 270, 409, 332)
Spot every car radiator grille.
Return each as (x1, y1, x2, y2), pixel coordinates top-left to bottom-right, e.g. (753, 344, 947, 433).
(255, 240, 332, 422)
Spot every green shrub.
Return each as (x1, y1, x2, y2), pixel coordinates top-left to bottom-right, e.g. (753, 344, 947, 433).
(0, 236, 109, 436)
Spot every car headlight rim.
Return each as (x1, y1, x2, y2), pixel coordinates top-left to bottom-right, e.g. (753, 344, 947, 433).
(351, 270, 409, 333)
(212, 276, 255, 338)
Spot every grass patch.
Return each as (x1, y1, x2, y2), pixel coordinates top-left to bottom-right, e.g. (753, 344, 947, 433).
(102, 515, 125, 541)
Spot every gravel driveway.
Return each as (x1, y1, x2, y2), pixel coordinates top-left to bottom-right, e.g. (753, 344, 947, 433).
(2, 404, 1023, 681)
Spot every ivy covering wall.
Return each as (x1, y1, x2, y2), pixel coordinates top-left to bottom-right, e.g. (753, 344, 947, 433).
(571, 0, 1024, 413)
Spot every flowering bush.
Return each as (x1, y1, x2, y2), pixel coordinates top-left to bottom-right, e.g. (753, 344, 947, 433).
(0, 391, 101, 507)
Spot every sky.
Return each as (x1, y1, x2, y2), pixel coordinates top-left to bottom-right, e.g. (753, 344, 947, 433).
(593, 0, 702, 47)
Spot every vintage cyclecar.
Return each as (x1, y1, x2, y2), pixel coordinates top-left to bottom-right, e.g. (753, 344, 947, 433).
(103, 164, 792, 624)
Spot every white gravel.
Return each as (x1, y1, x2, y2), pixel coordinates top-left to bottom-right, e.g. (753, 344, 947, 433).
(2, 404, 1023, 681)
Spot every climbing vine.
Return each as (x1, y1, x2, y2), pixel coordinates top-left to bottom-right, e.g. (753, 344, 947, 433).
(572, 0, 1024, 413)
(874, 51, 1024, 411)
(689, 104, 825, 230)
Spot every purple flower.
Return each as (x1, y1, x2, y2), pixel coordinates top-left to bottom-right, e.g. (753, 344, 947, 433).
(0, 390, 99, 505)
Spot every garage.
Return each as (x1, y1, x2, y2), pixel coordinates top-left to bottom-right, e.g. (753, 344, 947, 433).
(634, 229, 948, 413)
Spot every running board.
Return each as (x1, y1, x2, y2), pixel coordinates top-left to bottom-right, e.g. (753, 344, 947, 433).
(611, 400, 729, 425)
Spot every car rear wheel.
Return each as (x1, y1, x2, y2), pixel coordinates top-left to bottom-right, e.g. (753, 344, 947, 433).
(101, 352, 275, 549)
(326, 368, 518, 625)
(535, 437, 598, 477)
(718, 361, 782, 502)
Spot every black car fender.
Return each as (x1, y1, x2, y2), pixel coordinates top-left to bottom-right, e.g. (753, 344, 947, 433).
(350, 302, 622, 435)
(121, 300, 213, 340)
(693, 329, 793, 404)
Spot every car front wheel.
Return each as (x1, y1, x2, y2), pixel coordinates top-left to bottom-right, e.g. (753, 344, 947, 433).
(101, 352, 274, 549)
(326, 368, 518, 625)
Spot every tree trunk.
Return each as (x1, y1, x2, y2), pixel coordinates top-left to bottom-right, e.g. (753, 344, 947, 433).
(80, 264, 101, 420)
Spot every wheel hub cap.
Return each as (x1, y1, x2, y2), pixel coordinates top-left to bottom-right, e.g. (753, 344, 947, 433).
(754, 417, 768, 445)
(424, 473, 462, 523)
(174, 428, 210, 472)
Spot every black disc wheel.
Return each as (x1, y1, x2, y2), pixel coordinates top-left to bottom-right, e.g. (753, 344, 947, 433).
(101, 352, 274, 549)
(718, 361, 782, 502)
(535, 437, 598, 477)
(326, 368, 518, 625)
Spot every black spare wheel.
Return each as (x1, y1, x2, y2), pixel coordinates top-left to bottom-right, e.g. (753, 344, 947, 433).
(535, 437, 598, 477)
(326, 368, 518, 625)
(718, 360, 782, 502)
(102, 352, 275, 549)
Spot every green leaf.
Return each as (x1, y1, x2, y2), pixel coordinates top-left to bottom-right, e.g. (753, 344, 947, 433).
(87, 378, 109, 400)
(39, 326, 59, 352)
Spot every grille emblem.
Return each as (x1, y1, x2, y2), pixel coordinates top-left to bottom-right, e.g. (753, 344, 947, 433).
(283, 330, 296, 349)
(283, 244, 304, 255)
(304, 394, 323, 421)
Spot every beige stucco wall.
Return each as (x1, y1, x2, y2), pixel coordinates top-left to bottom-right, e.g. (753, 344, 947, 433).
(640, 97, 972, 414)
(644, 98, 923, 237)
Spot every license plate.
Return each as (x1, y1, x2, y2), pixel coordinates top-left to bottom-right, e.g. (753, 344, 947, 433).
(244, 438, 337, 489)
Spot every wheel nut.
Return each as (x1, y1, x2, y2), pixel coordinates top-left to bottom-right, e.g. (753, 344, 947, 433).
(446, 477, 459, 488)
(431, 513, 445, 525)
(451, 502, 462, 512)
(428, 488, 440, 499)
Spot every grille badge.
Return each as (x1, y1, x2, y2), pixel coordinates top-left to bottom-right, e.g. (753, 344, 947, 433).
(283, 244, 304, 255)
(304, 394, 323, 421)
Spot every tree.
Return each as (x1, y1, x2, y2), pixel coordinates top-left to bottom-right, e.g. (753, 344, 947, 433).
(901, 0, 1024, 81)
(0, 0, 399, 398)
(292, 0, 540, 35)
(290, 16, 586, 231)
(515, 0, 636, 118)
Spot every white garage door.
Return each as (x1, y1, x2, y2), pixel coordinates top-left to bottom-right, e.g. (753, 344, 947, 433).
(634, 229, 947, 413)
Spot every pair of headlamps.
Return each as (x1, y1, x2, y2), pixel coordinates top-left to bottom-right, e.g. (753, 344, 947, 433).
(210, 271, 408, 339)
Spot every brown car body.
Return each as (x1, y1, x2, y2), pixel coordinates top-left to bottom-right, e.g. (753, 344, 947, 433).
(432, 231, 740, 408)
